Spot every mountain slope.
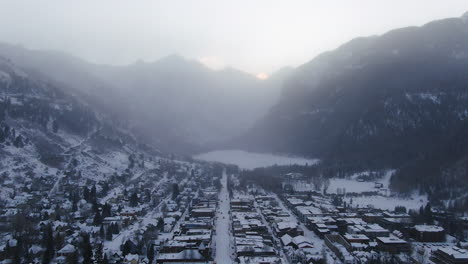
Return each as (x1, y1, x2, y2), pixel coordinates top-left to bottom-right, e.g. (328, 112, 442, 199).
(243, 13, 468, 197)
(0, 56, 169, 198)
(0, 44, 288, 153)
(93, 56, 283, 148)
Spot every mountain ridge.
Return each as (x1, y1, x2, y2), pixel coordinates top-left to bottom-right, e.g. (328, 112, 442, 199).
(240, 12, 468, 198)
(0, 43, 289, 154)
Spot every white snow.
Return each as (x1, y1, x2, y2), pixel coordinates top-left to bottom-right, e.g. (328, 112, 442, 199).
(418, 93, 440, 104)
(345, 195, 428, 211)
(328, 170, 394, 194)
(214, 172, 234, 263)
(194, 150, 318, 169)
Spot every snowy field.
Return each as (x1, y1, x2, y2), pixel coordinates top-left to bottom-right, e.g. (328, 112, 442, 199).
(289, 170, 394, 194)
(345, 195, 428, 211)
(194, 150, 318, 169)
(288, 170, 428, 211)
(328, 170, 394, 194)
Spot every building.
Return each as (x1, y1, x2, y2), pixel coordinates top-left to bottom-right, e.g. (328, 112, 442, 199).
(376, 237, 410, 254)
(431, 247, 468, 264)
(348, 224, 390, 239)
(57, 244, 76, 258)
(412, 225, 445, 242)
(156, 249, 210, 263)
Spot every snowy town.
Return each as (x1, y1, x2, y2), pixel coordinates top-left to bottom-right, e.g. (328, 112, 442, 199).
(1, 156, 467, 264)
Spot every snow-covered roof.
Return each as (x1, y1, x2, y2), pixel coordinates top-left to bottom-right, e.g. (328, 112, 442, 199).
(156, 249, 205, 261)
(414, 225, 444, 232)
(58, 244, 76, 254)
(438, 247, 468, 260)
(277, 221, 297, 230)
(125, 254, 139, 261)
(292, 236, 313, 247)
(344, 234, 370, 241)
(377, 237, 407, 244)
(281, 234, 292, 246)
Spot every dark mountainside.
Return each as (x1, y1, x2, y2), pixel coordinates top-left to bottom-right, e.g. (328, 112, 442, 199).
(0, 56, 162, 181)
(0, 44, 289, 154)
(241, 13, 468, 199)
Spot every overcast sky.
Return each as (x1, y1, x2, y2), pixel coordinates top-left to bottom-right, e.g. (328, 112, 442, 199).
(0, 0, 467, 75)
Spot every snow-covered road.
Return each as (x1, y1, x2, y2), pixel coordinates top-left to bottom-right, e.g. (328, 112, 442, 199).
(214, 172, 233, 264)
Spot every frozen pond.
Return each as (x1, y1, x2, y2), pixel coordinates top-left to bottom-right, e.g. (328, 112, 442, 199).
(194, 149, 318, 169)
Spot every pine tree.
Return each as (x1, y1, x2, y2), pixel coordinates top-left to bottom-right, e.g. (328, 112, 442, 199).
(130, 193, 139, 207)
(102, 253, 109, 264)
(93, 211, 102, 226)
(66, 250, 79, 264)
(52, 119, 59, 133)
(122, 240, 134, 256)
(424, 203, 433, 223)
(106, 226, 113, 241)
(147, 244, 155, 263)
(99, 225, 105, 239)
(13, 135, 23, 148)
(157, 218, 164, 231)
(95, 243, 103, 263)
(54, 232, 65, 252)
(83, 187, 90, 202)
(81, 233, 93, 264)
(172, 184, 179, 200)
(42, 224, 54, 264)
(91, 185, 97, 202)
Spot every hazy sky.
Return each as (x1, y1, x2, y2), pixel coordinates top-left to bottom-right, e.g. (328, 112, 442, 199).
(0, 0, 467, 75)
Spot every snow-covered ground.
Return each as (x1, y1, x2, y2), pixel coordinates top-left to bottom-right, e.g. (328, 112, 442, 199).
(194, 150, 318, 170)
(345, 195, 428, 211)
(286, 170, 428, 211)
(328, 170, 394, 194)
(214, 172, 234, 263)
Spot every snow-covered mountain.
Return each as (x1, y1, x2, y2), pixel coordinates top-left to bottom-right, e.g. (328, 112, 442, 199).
(241, 13, 468, 198)
(0, 55, 176, 199)
(0, 44, 290, 154)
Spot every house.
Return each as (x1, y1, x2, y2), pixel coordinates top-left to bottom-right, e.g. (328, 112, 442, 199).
(281, 234, 313, 249)
(431, 247, 468, 264)
(324, 234, 355, 264)
(163, 217, 176, 232)
(124, 254, 139, 264)
(156, 249, 209, 263)
(348, 224, 390, 239)
(376, 237, 410, 254)
(343, 234, 370, 244)
(362, 213, 383, 224)
(295, 206, 323, 222)
(238, 256, 284, 264)
(274, 221, 303, 237)
(120, 208, 138, 218)
(343, 234, 371, 251)
(236, 244, 277, 257)
(412, 225, 445, 242)
(380, 217, 413, 231)
(57, 244, 76, 257)
(291, 236, 314, 249)
(191, 208, 215, 218)
(336, 218, 367, 234)
(374, 182, 384, 188)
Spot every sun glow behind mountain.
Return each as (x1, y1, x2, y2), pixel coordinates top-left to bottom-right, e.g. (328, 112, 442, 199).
(256, 73, 269, 80)
(199, 56, 225, 70)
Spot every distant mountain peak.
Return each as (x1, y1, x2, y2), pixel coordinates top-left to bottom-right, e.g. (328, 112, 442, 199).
(159, 53, 185, 62)
(462, 11, 468, 21)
